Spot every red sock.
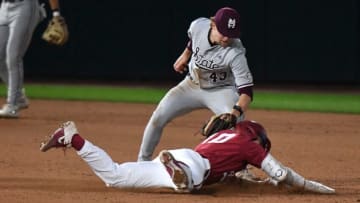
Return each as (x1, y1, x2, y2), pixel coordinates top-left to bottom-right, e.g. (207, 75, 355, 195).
(71, 134, 85, 151)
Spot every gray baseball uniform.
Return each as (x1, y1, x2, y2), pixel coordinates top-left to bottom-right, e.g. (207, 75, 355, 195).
(0, 0, 44, 114)
(138, 17, 254, 161)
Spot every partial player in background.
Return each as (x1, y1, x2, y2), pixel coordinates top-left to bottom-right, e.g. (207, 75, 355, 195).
(41, 0, 68, 46)
(0, 0, 68, 118)
(138, 7, 254, 161)
(39, 120, 335, 194)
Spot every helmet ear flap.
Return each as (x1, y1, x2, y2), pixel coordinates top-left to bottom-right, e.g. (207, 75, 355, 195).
(258, 132, 271, 152)
(246, 120, 271, 152)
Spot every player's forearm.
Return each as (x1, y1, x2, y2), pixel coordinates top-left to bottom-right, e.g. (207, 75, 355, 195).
(182, 47, 192, 59)
(231, 94, 251, 117)
(173, 48, 192, 73)
(48, 0, 60, 11)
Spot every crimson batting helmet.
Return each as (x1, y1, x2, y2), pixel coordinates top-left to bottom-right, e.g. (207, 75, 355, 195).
(235, 120, 271, 152)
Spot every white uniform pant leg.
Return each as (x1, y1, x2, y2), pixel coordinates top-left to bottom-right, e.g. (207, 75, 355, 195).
(0, 25, 8, 84)
(0, 4, 9, 84)
(77, 140, 176, 189)
(138, 78, 204, 161)
(203, 86, 244, 120)
(6, 0, 40, 104)
(203, 86, 239, 114)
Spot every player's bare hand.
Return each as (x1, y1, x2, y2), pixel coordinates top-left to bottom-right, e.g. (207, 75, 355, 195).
(173, 48, 192, 74)
(173, 58, 188, 74)
(173, 63, 188, 74)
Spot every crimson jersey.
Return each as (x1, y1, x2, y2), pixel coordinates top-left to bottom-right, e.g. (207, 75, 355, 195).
(194, 129, 267, 185)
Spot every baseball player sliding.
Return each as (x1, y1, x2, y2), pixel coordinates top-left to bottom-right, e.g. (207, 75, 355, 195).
(138, 7, 254, 161)
(39, 120, 335, 194)
(0, 0, 68, 118)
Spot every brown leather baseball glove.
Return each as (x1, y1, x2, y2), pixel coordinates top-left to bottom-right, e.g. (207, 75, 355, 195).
(201, 113, 237, 137)
(42, 16, 69, 46)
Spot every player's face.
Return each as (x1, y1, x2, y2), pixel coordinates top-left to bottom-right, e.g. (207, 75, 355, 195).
(211, 26, 233, 47)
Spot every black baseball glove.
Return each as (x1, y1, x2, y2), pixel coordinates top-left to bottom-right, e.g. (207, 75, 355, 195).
(201, 113, 237, 137)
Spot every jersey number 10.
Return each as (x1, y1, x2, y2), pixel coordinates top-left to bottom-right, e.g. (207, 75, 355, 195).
(203, 133, 236, 144)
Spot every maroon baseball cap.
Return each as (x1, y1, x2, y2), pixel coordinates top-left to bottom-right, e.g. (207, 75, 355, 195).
(214, 7, 240, 38)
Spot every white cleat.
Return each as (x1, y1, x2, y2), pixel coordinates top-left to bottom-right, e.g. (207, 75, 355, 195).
(17, 88, 30, 109)
(159, 150, 194, 193)
(0, 104, 19, 118)
(17, 97, 29, 110)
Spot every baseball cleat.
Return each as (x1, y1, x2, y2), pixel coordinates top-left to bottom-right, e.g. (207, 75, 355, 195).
(159, 150, 194, 193)
(17, 97, 29, 110)
(40, 121, 79, 152)
(18, 88, 29, 109)
(17, 88, 30, 110)
(0, 104, 19, 118)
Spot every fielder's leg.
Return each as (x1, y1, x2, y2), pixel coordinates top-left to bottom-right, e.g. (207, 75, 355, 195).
(138, 78, 202, 161)
(0, 25, 9, 85)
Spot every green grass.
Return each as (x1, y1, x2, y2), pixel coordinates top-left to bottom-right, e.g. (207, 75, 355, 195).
(17, 84, 167, 103)
(252, 91, 360, 114)
(0, 84, 359, 114)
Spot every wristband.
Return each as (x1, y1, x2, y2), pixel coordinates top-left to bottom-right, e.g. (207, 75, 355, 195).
(233, 105, 243, 116)
(52, 10, 60, 17)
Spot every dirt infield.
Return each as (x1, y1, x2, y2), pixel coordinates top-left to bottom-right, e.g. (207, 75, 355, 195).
(0, 99, 359, 203)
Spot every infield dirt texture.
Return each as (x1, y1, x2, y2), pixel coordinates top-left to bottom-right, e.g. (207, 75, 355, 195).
(0, 99, 359, 202)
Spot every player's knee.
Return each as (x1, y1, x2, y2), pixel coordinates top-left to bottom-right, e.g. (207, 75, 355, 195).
(150, 110, 172, 127)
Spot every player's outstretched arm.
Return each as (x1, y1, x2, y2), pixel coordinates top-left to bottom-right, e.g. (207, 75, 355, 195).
(261, 153, 335, 194)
